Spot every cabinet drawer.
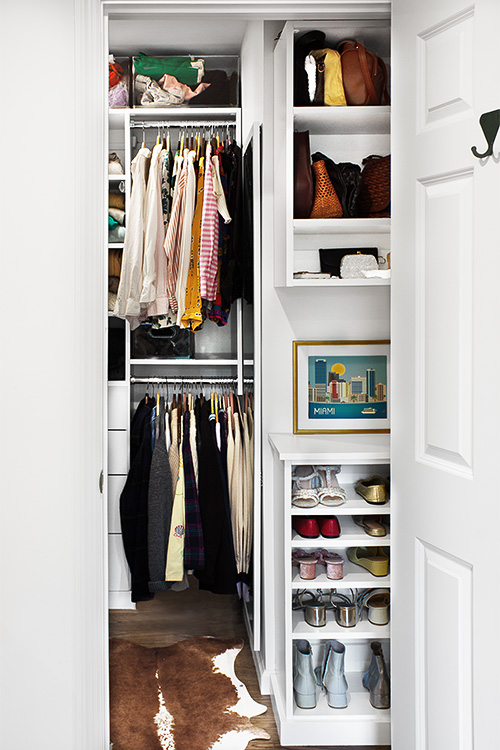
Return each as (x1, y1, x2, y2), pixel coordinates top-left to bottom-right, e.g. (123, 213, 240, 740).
(108, 533, 131, 592)
(108, 384, 129, 429)
(108, 430, 128, 475)
(108, 474, 126, 533)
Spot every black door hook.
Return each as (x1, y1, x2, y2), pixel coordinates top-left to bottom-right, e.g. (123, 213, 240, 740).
(471, 109, 500, 158)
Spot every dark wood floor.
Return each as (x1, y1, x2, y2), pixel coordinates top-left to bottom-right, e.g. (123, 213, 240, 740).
(109, 576, 390, 750)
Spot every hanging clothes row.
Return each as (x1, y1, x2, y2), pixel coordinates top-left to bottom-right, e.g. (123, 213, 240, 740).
(112, 121, 244, 332)
(119, 379, 254, 602)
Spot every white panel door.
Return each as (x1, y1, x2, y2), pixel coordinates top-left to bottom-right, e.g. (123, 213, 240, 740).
(392, 0, 500, 747)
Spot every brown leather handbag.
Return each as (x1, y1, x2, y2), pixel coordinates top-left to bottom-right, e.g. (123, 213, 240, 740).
(338, 39, 390, 106)
(294, 131, 314, 218)
(310, 156, 343, 219)
(357, 154, 391, 217)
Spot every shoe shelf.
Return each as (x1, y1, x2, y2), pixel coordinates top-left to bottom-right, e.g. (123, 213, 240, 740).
(291, 485, 391, 516)
(292, 672, 390, 722)
(291, 560, 390, 589)
(291, 517, 391, 546)
(269, 433, 390, 464)
(291, 610, 390, 640)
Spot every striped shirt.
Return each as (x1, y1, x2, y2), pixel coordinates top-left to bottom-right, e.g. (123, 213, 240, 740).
(164, 150, 189, 312)
(199, 144, 219, 301)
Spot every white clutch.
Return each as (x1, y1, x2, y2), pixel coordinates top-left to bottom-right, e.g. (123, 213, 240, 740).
(340, 253, 378, 279)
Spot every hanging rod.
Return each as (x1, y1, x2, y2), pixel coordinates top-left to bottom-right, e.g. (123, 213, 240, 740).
(130, 120, 237, 129)
(130, 376, 253, 385)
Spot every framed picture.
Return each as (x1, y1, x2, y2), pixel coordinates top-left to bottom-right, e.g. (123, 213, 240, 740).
(293, 340, 390, 434)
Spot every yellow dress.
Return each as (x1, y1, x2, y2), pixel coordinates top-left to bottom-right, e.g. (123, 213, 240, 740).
(181, 159, 204, 330)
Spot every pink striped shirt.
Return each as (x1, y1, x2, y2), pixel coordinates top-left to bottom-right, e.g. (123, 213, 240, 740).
(164, 151, 188, 312)
(199, 144, 219, 301)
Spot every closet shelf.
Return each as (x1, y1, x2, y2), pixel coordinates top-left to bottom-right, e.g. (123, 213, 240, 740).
(108, 174, 125, 181)
(127, 106, 241, 121)
(291, 560, 390, 589)
(293, 218, 391, 235)
(292, 674, 391, 721)
(130, 357, 254, 367)
(291, 485, 390, 516)
(108, 242, 124, 249)
(291, 610, 390, 640)
(291, 495, 391, 517)
(291, 277, 390, 287)
(291, 519, 391, 547)
(269, 433, 390, 463)
(293, 105, 390, 135)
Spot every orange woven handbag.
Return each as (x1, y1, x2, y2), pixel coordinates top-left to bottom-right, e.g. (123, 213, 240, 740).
(357, 154, 390, 217)
(310, 159, 343, 218)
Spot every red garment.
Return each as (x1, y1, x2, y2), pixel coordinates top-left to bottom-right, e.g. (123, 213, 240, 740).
(109, 61, 123, 88)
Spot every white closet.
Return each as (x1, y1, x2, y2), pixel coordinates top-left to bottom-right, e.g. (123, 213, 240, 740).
(105, 13, 264, 647)
(105, 4, 391, 746)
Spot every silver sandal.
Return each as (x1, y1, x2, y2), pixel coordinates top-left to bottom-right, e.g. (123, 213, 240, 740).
(315, 465, 346, 506)
(292, 466, 320, 507)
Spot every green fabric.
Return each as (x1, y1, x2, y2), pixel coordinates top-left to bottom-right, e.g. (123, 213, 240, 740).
(109, 215, 118, 229)
(133, 52, 203, 85)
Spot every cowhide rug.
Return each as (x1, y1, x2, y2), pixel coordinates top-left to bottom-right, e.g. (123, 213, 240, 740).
(109, 636, 270, 750)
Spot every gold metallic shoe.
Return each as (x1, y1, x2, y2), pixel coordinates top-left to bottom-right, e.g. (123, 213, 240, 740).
(353, 516, 387, 537)
(347, 547, 389, 577)
(355, 476, 387, 505)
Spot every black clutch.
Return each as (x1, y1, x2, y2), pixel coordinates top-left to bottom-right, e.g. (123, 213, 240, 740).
(131, 324, 194, 359)
(319, 247, 378, 277)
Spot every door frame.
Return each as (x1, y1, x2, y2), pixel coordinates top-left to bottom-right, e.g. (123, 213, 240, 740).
(81, 2, 393, 745)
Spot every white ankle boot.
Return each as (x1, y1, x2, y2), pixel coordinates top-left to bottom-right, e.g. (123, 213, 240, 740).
(316, 639, 348, 708)
(293, 640, 317, 708)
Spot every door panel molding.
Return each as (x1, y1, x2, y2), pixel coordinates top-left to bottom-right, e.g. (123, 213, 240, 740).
(415, 168, 474, 477)
(415, 539, 473, 750)
(417, 6, 475, 130)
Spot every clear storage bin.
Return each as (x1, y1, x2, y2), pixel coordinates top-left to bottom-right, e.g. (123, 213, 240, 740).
(132, 54, 239, 107)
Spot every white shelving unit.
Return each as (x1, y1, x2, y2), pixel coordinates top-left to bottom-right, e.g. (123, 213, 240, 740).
(271, 10, 391, 744)
(274, 19, 391, 289)
(269, 432, 391, 746)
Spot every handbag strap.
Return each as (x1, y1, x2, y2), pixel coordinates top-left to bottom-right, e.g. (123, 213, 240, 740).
(379, 57, 391, 105)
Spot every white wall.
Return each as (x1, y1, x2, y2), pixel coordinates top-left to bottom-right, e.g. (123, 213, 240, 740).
(0, 0, 107, 747)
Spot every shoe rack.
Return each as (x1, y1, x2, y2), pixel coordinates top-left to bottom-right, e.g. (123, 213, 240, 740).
(269, 433, 391, 745)
(270, 8, 391, 746)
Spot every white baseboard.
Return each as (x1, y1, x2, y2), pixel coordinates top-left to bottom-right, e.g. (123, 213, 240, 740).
(251, 650, 273, 695)
(108, 591, 136, 610)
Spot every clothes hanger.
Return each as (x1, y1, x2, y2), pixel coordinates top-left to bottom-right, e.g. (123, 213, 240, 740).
(141, 124, 146, 150)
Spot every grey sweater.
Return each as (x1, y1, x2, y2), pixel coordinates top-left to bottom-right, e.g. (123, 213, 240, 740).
(148, 398, 175, 591)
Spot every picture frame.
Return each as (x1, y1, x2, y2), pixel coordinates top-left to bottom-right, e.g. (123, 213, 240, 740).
(293, 340, 390, 434)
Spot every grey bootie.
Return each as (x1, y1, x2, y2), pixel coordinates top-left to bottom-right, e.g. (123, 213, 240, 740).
(293, 640, 317, 708)
(315, 639, 348, 708)
(362, 641, 390, 708)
